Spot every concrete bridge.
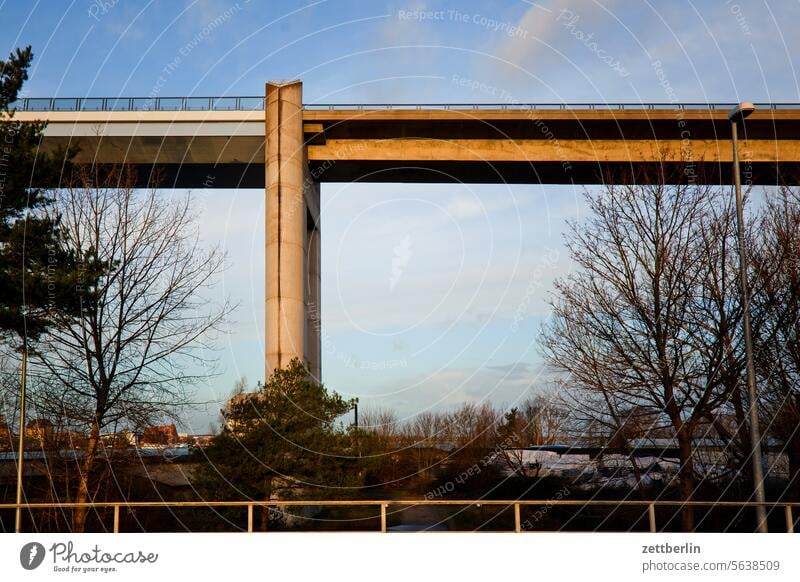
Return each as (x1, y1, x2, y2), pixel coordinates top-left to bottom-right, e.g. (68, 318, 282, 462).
(10, 83, 800, 380)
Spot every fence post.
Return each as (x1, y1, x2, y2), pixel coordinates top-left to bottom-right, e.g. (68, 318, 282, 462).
(247, 504, 254, 533)
(113, 505, 120, 534)
(648, 504, 657, 533)
(514, 504, 521, 533)
(380, 504, 387, 533)
(786, 506, 794, 534)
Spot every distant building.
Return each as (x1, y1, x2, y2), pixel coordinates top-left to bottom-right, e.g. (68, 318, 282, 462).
(181, 433, 214, 447)
(141, 424, 180, 447)
(26, 419, 55, 444)
(100, 431, 138, 448)
(0, 417, 11, 450)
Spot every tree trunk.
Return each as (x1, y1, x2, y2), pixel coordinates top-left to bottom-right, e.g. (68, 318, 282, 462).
(260, 476, 273, 531)
(628, 454, 648, 500)
(73, 420, 101, 532)
(730, 384, 758, 497)
(676, 430, 695, 532)
(787, 432, 800, 502)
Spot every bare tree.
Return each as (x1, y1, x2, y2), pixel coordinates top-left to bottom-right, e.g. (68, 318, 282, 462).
(442, 402, 498, 451)
(495, 394, 567, 478)
(687, 190, 769, 493)
(355, 407, 408, 486)
(540, 170, 743, 531)
(752, 186, 800, 500)
(359, 407, 400, 447)
(402, 411, 444, 479)
(28, 165, 231, 531)
(519, 393, 567, 447)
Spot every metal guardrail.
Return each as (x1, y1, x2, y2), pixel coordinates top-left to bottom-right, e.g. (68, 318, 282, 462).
(303, 103, 800, 111)
(2, 499, 798, 533)
(7, 97, 800, 113)
(9, 96, 267, 112)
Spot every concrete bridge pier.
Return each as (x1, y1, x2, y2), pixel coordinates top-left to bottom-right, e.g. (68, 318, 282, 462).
(265, 80, 321, 381)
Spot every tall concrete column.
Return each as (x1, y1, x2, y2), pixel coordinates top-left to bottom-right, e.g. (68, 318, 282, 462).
(306, 213, 321, 380)
(265, 80, 322, 380)
(266, 81, 307, 378)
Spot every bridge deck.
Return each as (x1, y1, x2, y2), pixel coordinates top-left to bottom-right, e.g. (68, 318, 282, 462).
(7, 100, 800, 187)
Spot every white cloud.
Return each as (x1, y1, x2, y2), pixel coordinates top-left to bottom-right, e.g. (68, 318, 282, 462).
(351, 361, 556, 421)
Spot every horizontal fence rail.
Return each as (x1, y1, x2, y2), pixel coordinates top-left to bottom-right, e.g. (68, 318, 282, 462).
(6, 97, 800, 113)
(1, 500, 797, 533)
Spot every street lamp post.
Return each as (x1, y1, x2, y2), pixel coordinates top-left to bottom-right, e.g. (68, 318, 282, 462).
(728, 102, 768, 533)
(15, 346, 27, 533)
(353, 398, 360, 457)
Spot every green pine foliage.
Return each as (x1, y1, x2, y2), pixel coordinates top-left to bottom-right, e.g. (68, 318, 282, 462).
(194, 359, 357, 502)
(0, 46, 83, 341)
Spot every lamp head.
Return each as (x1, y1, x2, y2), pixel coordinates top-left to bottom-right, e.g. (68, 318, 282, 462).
(728, 102, 755, 123)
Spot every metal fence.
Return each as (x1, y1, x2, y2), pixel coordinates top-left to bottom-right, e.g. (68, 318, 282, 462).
(1, 499, 797, 533)
(8, 97, 800, 113)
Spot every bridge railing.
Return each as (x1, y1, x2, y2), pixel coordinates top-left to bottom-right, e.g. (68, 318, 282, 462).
(7, 97, 800, 113)
(1, 499, 797, 533)
(302, 102, 800, 111)
(10, 96, 268, 112)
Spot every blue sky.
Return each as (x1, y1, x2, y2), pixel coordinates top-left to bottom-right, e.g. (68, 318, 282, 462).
(2, 0, 799, 431)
